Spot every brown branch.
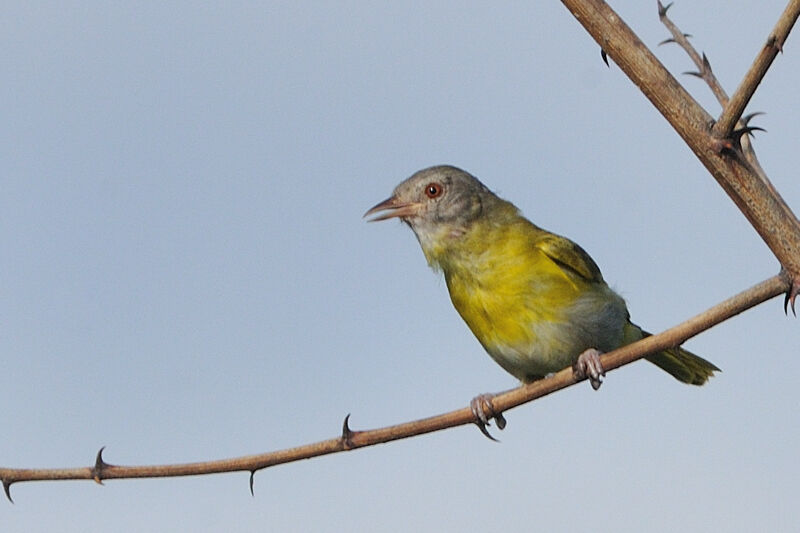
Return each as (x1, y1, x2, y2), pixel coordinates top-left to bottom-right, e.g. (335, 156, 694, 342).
(561, 0, 800, 308)
(0, 275, 787, 501)
(659, 1, 800, 308)
(713, 0, 800, 138)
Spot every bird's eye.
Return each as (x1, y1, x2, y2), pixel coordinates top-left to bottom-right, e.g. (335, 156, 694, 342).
(425, 182, 443, 198)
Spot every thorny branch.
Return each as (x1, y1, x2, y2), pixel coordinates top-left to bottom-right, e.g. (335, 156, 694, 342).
(657, 3, 770, 212)
(0, 275, 789, 501)
(562, 0, 800, 308)
(2, 1, 799, 500)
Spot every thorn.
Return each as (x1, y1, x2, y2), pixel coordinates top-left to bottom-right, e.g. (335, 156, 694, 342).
(92, 446, 110, 485)
(2, 480, 13, 504)
(683, 71, 703, 78)
(741, 111, 765, 125)
(658, 33, 691, 45)
(732, 126, 766, 141)
(600, 48, 609, 67)
(701, 52, 712, 73)
(769, 35, 784, 54)
(341, 414, 355, 449)
(781, 268, 799, 316)
(657, 1, 673, 17)
(249, 471, 255, 497)
(713, 126, 766, 156)
(784, 285, 799, 316)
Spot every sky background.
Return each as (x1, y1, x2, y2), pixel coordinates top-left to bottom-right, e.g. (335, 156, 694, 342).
(3, 2, 799, 532)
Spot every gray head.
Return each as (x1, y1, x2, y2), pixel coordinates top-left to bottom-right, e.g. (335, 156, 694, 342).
(364, 165, 499, 240)
(365, 165, 521, 269)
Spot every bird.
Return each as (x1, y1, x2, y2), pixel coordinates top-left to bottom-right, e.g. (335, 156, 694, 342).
(365, 165, 719, 433)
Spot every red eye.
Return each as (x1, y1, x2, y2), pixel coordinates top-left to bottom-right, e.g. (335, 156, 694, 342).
(425, 182, 443, 198)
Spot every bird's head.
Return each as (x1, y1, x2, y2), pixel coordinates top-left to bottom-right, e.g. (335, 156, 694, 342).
(364, 166, 496, 253)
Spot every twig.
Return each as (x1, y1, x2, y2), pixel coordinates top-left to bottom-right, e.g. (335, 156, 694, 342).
(658, 1, 728, 105)
(0, 275, 787, 501)
(713, 0, 800, 138)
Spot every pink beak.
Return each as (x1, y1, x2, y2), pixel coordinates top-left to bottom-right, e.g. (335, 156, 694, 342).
(364, 196, 421, 222)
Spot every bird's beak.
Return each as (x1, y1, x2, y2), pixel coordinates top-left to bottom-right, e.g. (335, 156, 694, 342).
(363, 196, 421, 222)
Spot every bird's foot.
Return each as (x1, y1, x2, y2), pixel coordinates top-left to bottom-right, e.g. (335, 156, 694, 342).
(470, 393, 507, 441)
(573, 348, 605, 390)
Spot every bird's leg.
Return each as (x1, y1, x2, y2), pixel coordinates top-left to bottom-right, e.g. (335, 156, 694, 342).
(573, 348, 605, 390)
(470, 393, 507, 441)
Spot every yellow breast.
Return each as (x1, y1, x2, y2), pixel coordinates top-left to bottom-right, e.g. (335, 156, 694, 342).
(429, 213, 608, 380)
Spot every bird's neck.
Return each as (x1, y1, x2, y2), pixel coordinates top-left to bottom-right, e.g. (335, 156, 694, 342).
(420, 201, 542, 277)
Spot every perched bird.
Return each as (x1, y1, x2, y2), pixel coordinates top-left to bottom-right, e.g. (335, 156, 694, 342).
(365, 165, 719, 430)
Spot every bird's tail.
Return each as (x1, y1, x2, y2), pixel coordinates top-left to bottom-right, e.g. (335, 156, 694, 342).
(627, 325, 720, 385)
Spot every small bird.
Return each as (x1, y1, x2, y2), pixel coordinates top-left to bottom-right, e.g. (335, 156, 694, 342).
(366, 165, 719, 431)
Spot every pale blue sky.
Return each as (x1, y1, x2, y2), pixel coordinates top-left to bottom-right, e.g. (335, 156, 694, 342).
(3, 2, 799, 532)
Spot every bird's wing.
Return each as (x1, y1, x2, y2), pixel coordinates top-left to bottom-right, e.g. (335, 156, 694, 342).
(534, 233, 604, 284)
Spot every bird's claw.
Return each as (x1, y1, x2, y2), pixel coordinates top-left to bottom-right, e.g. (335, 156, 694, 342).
(573, 348, 605, 390)
(470, 393, 507, 441)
